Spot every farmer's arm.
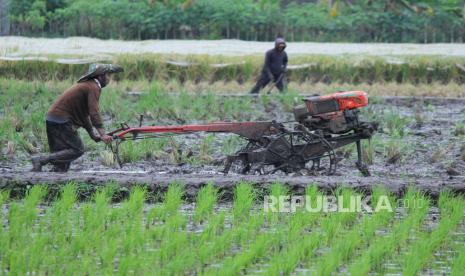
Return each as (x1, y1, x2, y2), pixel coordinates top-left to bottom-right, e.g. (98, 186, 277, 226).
(283, 52, 288, 72)
(88, 90, 112, 144)
(264, 51, 273, 78)
(83, 116, 99, 141)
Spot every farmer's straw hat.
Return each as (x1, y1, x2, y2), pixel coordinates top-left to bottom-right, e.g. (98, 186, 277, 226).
(77, 63, 124, 83)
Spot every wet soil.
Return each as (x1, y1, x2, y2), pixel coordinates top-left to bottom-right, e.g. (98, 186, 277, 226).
(1, 96, 464, 198)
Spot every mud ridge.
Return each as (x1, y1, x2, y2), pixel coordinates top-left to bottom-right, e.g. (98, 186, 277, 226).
(1, 169, 464, 199)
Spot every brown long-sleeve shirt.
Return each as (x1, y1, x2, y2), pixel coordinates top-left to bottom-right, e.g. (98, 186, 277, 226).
(47, 80, 103, 131)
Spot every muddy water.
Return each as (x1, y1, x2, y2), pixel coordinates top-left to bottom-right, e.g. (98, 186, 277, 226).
(1, 96, 464, 196)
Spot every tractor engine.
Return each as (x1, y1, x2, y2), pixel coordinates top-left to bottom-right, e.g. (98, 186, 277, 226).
(293, 91, 368, 134)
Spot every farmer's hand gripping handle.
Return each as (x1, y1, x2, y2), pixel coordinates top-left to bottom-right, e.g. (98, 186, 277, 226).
(93, 122, 130, 143)
(266, 73, 285, 94)
(94, 135, 119, 143)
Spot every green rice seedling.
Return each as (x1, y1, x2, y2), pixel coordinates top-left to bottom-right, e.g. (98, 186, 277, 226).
(124, 186, 147, 216)
(17, 185, 47, 226)
(156, 231, 191, 274)
(313, 187, 395, 275)
(184, 185, 265, 273)
(102, 187, 146, 270)
(35, 184, 79, 273)
(221, 97, 255, 120)
(116, 141, 142, 163)
(199, 214, 268, 275)
(274, 90, 302, 112)
(0, 190, 9, 206)
(164, 211, 227, 274)
(233, 182, 255, 221)
(4, 185, 47, 274)
(383, 109, 411, 137)
(159, 182, 184, 220)
(115, 187, 148, 274)
(145, 183, 186, 253)
(264, 214, 334, 275)
(198, 134, 215, 164)
(189, 92, 220, 121)
(401, 192, 465, 276)
(213, 184, 321, 275)
(137, 85, 181, 121)
(49, 183, 77, 227)
(426, 103, 436, 113)
(194, 212, 265, 274)
(193, 182, 217, 224)
(220, 135, 246, 156)
(263, 188, 359, 275)
(451, 244, 465, 276)
(348, 188, 430, 274)
(79, 186, 113, 241)
(163, 180, 232, 274)
(322, 188, 360, 236)
(453, 122, 465, 136)
(266, 182, 289, 224)
(3, 183, 464, 275)
(206, 183, 288, 274)
(233, 211, 265, 247)
(215, 231, 280, 275)
(159, 182, 261, 273)
(268, 182, 289, 198)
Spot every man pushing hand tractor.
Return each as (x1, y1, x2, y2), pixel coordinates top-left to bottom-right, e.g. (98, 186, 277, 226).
(30, 51, 377, 177)
(31, 63, 123, 172)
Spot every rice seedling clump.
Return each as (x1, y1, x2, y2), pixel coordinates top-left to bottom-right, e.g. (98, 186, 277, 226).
(0, 183, 464, 275)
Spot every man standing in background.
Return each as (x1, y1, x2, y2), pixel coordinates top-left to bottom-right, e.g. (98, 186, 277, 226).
(250, 37, 288, 94)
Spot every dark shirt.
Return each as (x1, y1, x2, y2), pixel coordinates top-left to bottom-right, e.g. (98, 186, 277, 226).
(264, 48, 288, 76)
(47, 80, 103, 131)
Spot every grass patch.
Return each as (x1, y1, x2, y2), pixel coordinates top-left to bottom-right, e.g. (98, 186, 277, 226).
(401, 192, 465, 275)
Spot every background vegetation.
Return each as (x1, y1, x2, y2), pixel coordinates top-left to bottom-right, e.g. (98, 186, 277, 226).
(0, 0, 464, 43)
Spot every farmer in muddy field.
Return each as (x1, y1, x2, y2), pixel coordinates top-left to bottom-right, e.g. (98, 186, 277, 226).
(250, 37, 288, 94)
(31, 63, 123, 172)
